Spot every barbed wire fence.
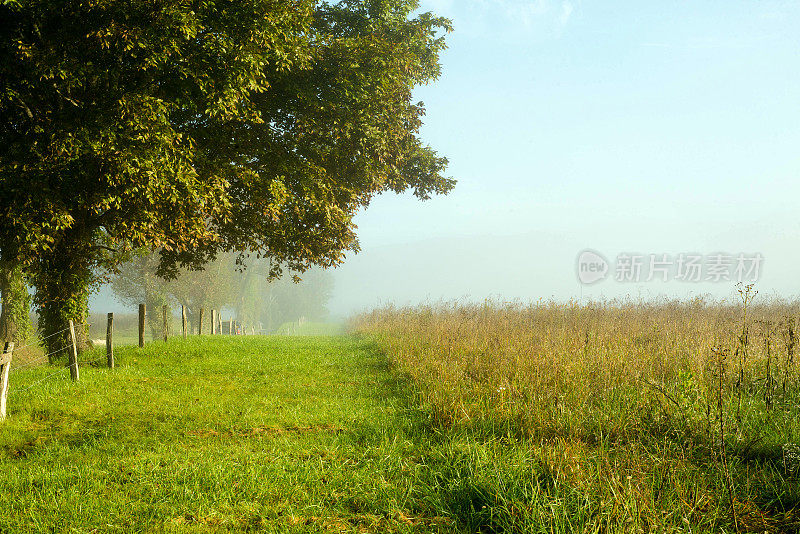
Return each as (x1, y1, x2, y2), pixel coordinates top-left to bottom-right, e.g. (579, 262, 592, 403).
(0, 321, 92, 415)
(0, 303, 266, 421)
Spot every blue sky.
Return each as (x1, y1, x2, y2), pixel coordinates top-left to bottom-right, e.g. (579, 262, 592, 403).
(92, 1, 800, 314)
(336, 0, 800, 309)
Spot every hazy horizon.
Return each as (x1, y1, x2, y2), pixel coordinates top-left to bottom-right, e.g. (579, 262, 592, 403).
(93, 0, 800, 318)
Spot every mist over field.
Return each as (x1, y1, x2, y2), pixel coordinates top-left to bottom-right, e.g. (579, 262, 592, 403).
(89, 0, 800, 319)
(90, 228, 800, 321)
(5, 1, 800, 531)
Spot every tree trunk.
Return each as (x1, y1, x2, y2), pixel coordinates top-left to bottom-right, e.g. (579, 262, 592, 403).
(144, 273, 168, 341)
(0, 266, 13, 343)
(32, 242, 93, 362)
(146, 295, 164, 341)
(0, 262, 32, 344)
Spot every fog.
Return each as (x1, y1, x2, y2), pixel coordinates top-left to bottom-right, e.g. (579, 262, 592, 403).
(90, 225, 800, 323)
(92, 1, 800, 320)
(326, 232, 799, 317)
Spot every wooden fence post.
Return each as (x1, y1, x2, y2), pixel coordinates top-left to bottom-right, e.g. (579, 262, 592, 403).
(68, 320, 79, 382)
(182, 306, 187, 339)
(138, 304, 146, 347)
(198, 308, 204, 335)
(106, 313, 114, 369)
(162, 305, 168, 342)
(211, 310, 216, 335)
(0, 342, 13, 421)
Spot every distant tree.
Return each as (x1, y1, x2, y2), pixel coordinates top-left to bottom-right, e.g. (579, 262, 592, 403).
(162, 255, 237, 332)
(256, 269, 335, 331)
(227, 259, 334, 331)
(108, 254, 171, 341)
(0, 0, 453, 356)
(110, 251, 237, 335)
(109, 252, 335, 334)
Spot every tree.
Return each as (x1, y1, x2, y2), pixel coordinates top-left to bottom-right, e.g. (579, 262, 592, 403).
(109, 252, 335, 334)
(0, 0, 315, 354)
(164, 0, 454, 277)
(256, 268, 335, 331)
(155, 253, 237, 333)
(227, 259, 334, 331)
(0, 0, 453, 356)
(110, 252, 234, 337)
(107, 253, 172, 341)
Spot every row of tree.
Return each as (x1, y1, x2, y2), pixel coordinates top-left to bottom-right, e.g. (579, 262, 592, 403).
(0, 0, 453, 356)
(110, 253, 334, 338)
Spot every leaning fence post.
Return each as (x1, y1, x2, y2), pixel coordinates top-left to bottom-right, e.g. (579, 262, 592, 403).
(181, 306, 187, 339)
(68, 320, 79, 382)
(211, 310, 216, 335)
(198, 308, 204, 335)
(0, 342, 13, 421)
(138, 304, 146, 347)
(162, 305, 168, 342)
(106, 313, 114, 369)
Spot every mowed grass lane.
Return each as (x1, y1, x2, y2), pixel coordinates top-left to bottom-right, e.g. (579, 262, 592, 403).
(0, 336, 456, 533)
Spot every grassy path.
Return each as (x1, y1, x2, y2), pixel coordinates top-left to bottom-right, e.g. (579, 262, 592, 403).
(0, 336, 457, 533)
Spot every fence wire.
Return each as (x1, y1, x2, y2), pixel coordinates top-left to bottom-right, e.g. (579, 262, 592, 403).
(9, 341, 81, 373)
(6, 334, 99, 396)
(11, 322, 92, 353)
(12, 366, 72, 394)
(2, 315, 258, 401)
(9, 354, 56, 372)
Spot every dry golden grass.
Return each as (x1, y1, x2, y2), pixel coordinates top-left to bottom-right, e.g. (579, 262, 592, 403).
(355, 290, 800, 532)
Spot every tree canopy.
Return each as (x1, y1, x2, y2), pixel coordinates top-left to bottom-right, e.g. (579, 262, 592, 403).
(0, 0, 452, 352)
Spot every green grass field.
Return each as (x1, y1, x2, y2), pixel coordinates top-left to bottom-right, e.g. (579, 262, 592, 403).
(0, 336, 463, 533)
(5, 325, 798, 533)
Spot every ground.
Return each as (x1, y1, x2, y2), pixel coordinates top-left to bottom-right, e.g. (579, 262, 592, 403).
(0, 336, 458, 533)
